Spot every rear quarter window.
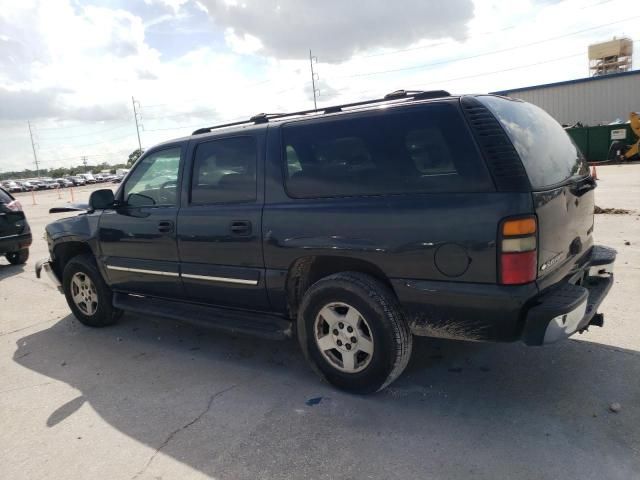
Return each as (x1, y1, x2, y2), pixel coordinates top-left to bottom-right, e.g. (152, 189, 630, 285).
(477, 96, 589, 188)
(282, 103, 493, 198)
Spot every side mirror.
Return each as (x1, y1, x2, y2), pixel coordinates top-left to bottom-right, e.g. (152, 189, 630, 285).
(89, 189, 115, 210)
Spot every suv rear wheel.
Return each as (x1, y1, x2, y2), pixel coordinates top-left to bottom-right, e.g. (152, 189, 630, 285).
(6, 248, 29, 265)
(62, 254, 121, 327)
(297, 272, 412, 394)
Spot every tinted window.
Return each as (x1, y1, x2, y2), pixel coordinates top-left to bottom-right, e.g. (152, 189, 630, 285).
(190, 136, 257, 204)
(123, 147, 181, 207)
(478, 96, 589, 188)
(0, 187, 13, 203)
(283, 103, 492, 198)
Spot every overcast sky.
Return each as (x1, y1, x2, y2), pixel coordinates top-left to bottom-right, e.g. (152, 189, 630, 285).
(0, 0, 637, 173)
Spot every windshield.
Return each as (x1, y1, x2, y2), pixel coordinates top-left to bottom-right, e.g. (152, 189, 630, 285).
(478, 95, 589, 189)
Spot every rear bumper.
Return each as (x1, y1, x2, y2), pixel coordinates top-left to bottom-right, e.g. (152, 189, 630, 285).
(0, 232, 32, 254)
(522, 245, 615, 345)
(35, 258, 63, 292)
(392, 245, 616, 344)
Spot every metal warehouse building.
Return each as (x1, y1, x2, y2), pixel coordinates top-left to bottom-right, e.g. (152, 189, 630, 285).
(492, 70, 640, 126)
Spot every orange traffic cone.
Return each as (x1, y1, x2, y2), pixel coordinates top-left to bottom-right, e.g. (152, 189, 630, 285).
(591, 165, 598, 180)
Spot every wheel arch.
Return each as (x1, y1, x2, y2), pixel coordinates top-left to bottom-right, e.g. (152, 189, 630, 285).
(284, 255, 395, 319)
(52, 240, 95, 279)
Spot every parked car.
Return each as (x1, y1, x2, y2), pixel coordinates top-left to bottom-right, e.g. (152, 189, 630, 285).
(78, 173, 96, 184)
(44, 179, 59, 189)
(67, 176, 86, 186)
(0, 186, 31, 264)
(36, 90, 616, 393)
(111, 175, 124, 184)
(56, 178, 73, 188)
(20, 181, 38, 191)
(2, 181, 23, 193)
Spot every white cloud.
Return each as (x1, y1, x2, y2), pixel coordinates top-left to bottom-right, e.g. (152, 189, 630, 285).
(200, 0, 475, 62)
(0, 0, 638, 174)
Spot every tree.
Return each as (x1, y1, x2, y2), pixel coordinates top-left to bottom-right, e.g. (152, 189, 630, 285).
(127, 148, 143, 167)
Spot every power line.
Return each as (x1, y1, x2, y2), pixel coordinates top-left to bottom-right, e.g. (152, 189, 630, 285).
(336, 15, 640, 79)
(34, 123, 131, 141)
(321, 0, 619, 63)
(37, 132, 137, 151)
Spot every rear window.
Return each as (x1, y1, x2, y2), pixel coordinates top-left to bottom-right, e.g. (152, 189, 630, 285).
(477, 96, 589, 188)
(0, 187, 13, 203)
(282, 103, 493, 198)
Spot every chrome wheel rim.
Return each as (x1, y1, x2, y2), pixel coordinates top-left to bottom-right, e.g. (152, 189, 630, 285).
(313, 302, 374, 373)
(70, 272, 98, 316)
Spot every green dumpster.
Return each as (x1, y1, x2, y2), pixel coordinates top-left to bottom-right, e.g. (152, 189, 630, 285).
(566, 124, 634, 163)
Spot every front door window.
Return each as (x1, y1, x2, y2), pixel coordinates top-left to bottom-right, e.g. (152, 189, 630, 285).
(123, 148, 181, 207)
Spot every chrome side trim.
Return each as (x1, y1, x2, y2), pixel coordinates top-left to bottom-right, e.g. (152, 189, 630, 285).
(181, 273, 258, 285)
(106, 265, 179, 277)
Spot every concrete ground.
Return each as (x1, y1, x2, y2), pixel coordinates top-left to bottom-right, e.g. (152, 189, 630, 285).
(1, 167, 639, 480)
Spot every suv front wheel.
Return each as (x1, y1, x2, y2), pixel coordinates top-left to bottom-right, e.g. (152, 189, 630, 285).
(297, 272, 412, 394)
(62, 254, 121, 327)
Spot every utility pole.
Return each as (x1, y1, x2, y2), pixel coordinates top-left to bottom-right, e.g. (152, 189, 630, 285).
(131, 96, 142, 152)
(27, 121, 40, 178)
(82, 155, 88, 172)
(309, 50, 319, 110)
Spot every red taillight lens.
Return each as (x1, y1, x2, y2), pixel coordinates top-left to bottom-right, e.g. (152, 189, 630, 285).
(499, 216, 537, 285)
(500, 251, 537, 285)
(6, 200, 22, 212)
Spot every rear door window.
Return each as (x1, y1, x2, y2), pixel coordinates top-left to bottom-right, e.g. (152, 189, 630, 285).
(477, 95, 589, 188)
(283, 103, 493, 198)
(190, 136, 257, 204)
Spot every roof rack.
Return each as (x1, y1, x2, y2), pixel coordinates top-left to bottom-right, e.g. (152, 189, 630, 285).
(191, 89, 450, 135)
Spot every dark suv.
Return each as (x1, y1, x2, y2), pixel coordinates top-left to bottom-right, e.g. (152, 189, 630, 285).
(0, 186, 31, 265)
(36, 91, 615, 393)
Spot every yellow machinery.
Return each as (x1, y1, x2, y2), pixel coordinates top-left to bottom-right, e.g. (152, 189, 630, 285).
(627, 112, 640, 159)
(609, 112, 640, 162)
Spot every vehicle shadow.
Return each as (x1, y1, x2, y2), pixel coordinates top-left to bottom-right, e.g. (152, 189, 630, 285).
(13, 313, 640, 480)
(0, 262, 25, 281)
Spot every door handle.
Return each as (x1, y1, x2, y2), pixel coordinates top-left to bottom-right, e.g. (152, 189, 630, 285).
(157, 220, 174, 233)
(230, 220, 251, 235)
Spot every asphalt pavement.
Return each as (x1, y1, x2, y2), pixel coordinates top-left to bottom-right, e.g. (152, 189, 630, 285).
(1, 168, 639, 480)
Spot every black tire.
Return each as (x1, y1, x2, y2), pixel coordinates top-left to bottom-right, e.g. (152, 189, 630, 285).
(6, 248, 29, 265)
(62, 254, 121, 327)
(297, 272, 412, 394)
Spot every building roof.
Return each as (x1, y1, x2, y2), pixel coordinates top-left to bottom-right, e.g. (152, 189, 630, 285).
(492, 69, 640, 95)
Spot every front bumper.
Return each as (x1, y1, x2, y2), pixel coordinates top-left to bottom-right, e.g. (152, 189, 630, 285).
(522, 245, 616, 345)
(35, 258, 63, 293)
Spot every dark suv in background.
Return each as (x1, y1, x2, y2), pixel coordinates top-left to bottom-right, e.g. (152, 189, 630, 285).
(0, 186, 31, 265)
(36, 90, 615, 393)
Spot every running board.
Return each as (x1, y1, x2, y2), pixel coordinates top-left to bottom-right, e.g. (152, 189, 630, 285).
(113, 293, 292, 340)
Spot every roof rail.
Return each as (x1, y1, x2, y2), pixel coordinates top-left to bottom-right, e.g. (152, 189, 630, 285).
(191, 89, 450, 135)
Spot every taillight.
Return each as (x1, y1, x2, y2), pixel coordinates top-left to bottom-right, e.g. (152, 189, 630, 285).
(499, 216, 537, 285)
(6, 200, 23, 212)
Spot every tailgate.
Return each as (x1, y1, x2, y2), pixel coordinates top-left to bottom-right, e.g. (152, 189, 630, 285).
(475, 95, 594, 284)
(533, 179, 595, 283)
(0, 188, 25, 237)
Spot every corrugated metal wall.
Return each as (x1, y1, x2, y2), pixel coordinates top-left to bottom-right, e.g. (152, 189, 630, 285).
(497, 73, 640, 126)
